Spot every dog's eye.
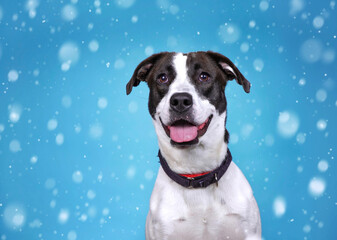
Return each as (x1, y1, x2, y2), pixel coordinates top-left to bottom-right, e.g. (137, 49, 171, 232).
(199, 72, 210, 82)
(157, 74, 169, 84)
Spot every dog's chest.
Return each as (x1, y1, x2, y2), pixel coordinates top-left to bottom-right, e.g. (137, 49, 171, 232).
(147, 168, 249, 240)
(161, 193, 245, 239)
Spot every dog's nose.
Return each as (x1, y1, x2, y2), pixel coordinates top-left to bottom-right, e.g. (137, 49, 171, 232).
(170, 92, 193, 113)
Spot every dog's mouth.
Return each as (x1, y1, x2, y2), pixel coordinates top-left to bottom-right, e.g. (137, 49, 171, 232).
(160, 115, 213, 147)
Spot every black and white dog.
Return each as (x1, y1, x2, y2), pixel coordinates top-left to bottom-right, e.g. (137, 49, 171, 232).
(127, 51, 261, 240)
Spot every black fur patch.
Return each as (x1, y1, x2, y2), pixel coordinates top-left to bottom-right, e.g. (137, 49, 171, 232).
(147, 53, 177, 118)
(126, 52, 176, 118)
(186, 52, 228, 115)
(225, 129, 230, 143)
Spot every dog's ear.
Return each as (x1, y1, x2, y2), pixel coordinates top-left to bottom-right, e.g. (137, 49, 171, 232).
(206, 51, 251, 93)
(126, 52, 167, 95)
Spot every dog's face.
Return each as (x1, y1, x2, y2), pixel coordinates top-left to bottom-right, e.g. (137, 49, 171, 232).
(127, 51, 250, 150)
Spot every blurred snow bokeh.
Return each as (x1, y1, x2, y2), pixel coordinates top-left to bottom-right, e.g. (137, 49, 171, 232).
(72, 170, 83, 183)
(277, 111, 299, 138)
(25, 0, 39, 19)
(253, 59, 264, 72)
(313, 16, 324, 29)
(58, 42, 80, 71)
(114, 0, 135, 8)
(55, 133, 64, 145)
(89, 124, 103, 139)
(259, 0, 269, 11)
(58, 209, 70, 224)
(97, 97, 108, 109)
(114, 59, 125, 69)
(273, 196, 286, 218)
(8, 70, 19, 82)
(300, 39, 323, 63)
(88, 40, 99, 52)
(316, 119, 327, 131)
(3, 204, 26, 230)
(308, 177, 326, 197)
(68, 230, 77, 240)
(47, 119, 58, 131)
(8, 104, 22, 123)
(61, 4, 78, 21)
(289, 0, 305, 15)
(218, 23, 241, 44)
(317, 160, 328, 172)
(62, 95, 72, 108)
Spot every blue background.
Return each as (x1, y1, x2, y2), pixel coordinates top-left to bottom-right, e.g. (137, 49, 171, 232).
(0, 0, 336, 239)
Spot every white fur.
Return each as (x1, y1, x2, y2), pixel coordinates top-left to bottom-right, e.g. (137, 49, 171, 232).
(146, 53, 261, 239)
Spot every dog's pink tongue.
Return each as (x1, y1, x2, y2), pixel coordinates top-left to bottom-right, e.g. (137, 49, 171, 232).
(170, 125, 198, 143)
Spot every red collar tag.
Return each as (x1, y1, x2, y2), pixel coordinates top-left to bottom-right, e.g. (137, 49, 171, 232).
(179, 171, 210, 178)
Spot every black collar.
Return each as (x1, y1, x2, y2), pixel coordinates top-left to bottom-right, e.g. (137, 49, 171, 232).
(158, 149, 232, 189)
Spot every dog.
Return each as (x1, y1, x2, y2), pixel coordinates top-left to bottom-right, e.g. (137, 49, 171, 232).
(126, 51, 261, 240)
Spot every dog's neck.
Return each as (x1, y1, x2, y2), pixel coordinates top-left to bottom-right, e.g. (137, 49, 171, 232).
(157, 126, 228, 174)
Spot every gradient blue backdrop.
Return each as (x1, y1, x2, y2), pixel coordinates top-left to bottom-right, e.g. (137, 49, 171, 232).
(0, 0, 336, 239)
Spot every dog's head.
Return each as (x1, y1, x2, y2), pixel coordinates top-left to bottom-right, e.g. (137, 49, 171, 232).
(127, 51, 250, 152)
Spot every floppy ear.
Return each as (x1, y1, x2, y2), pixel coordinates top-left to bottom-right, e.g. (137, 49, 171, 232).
(206, 51, 251, 93)
(126, 52, 167, 95)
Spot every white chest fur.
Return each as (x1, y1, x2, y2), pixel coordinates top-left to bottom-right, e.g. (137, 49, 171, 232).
(146, 162, 261, 240)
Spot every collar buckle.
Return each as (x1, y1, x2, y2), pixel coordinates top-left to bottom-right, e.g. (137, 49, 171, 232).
(187, 179, 194, 189)
(214, 173, 219, 187)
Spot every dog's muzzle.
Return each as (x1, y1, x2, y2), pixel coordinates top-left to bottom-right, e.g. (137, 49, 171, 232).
(159, 92, 213, 147)
(160, 115, 213, 147)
